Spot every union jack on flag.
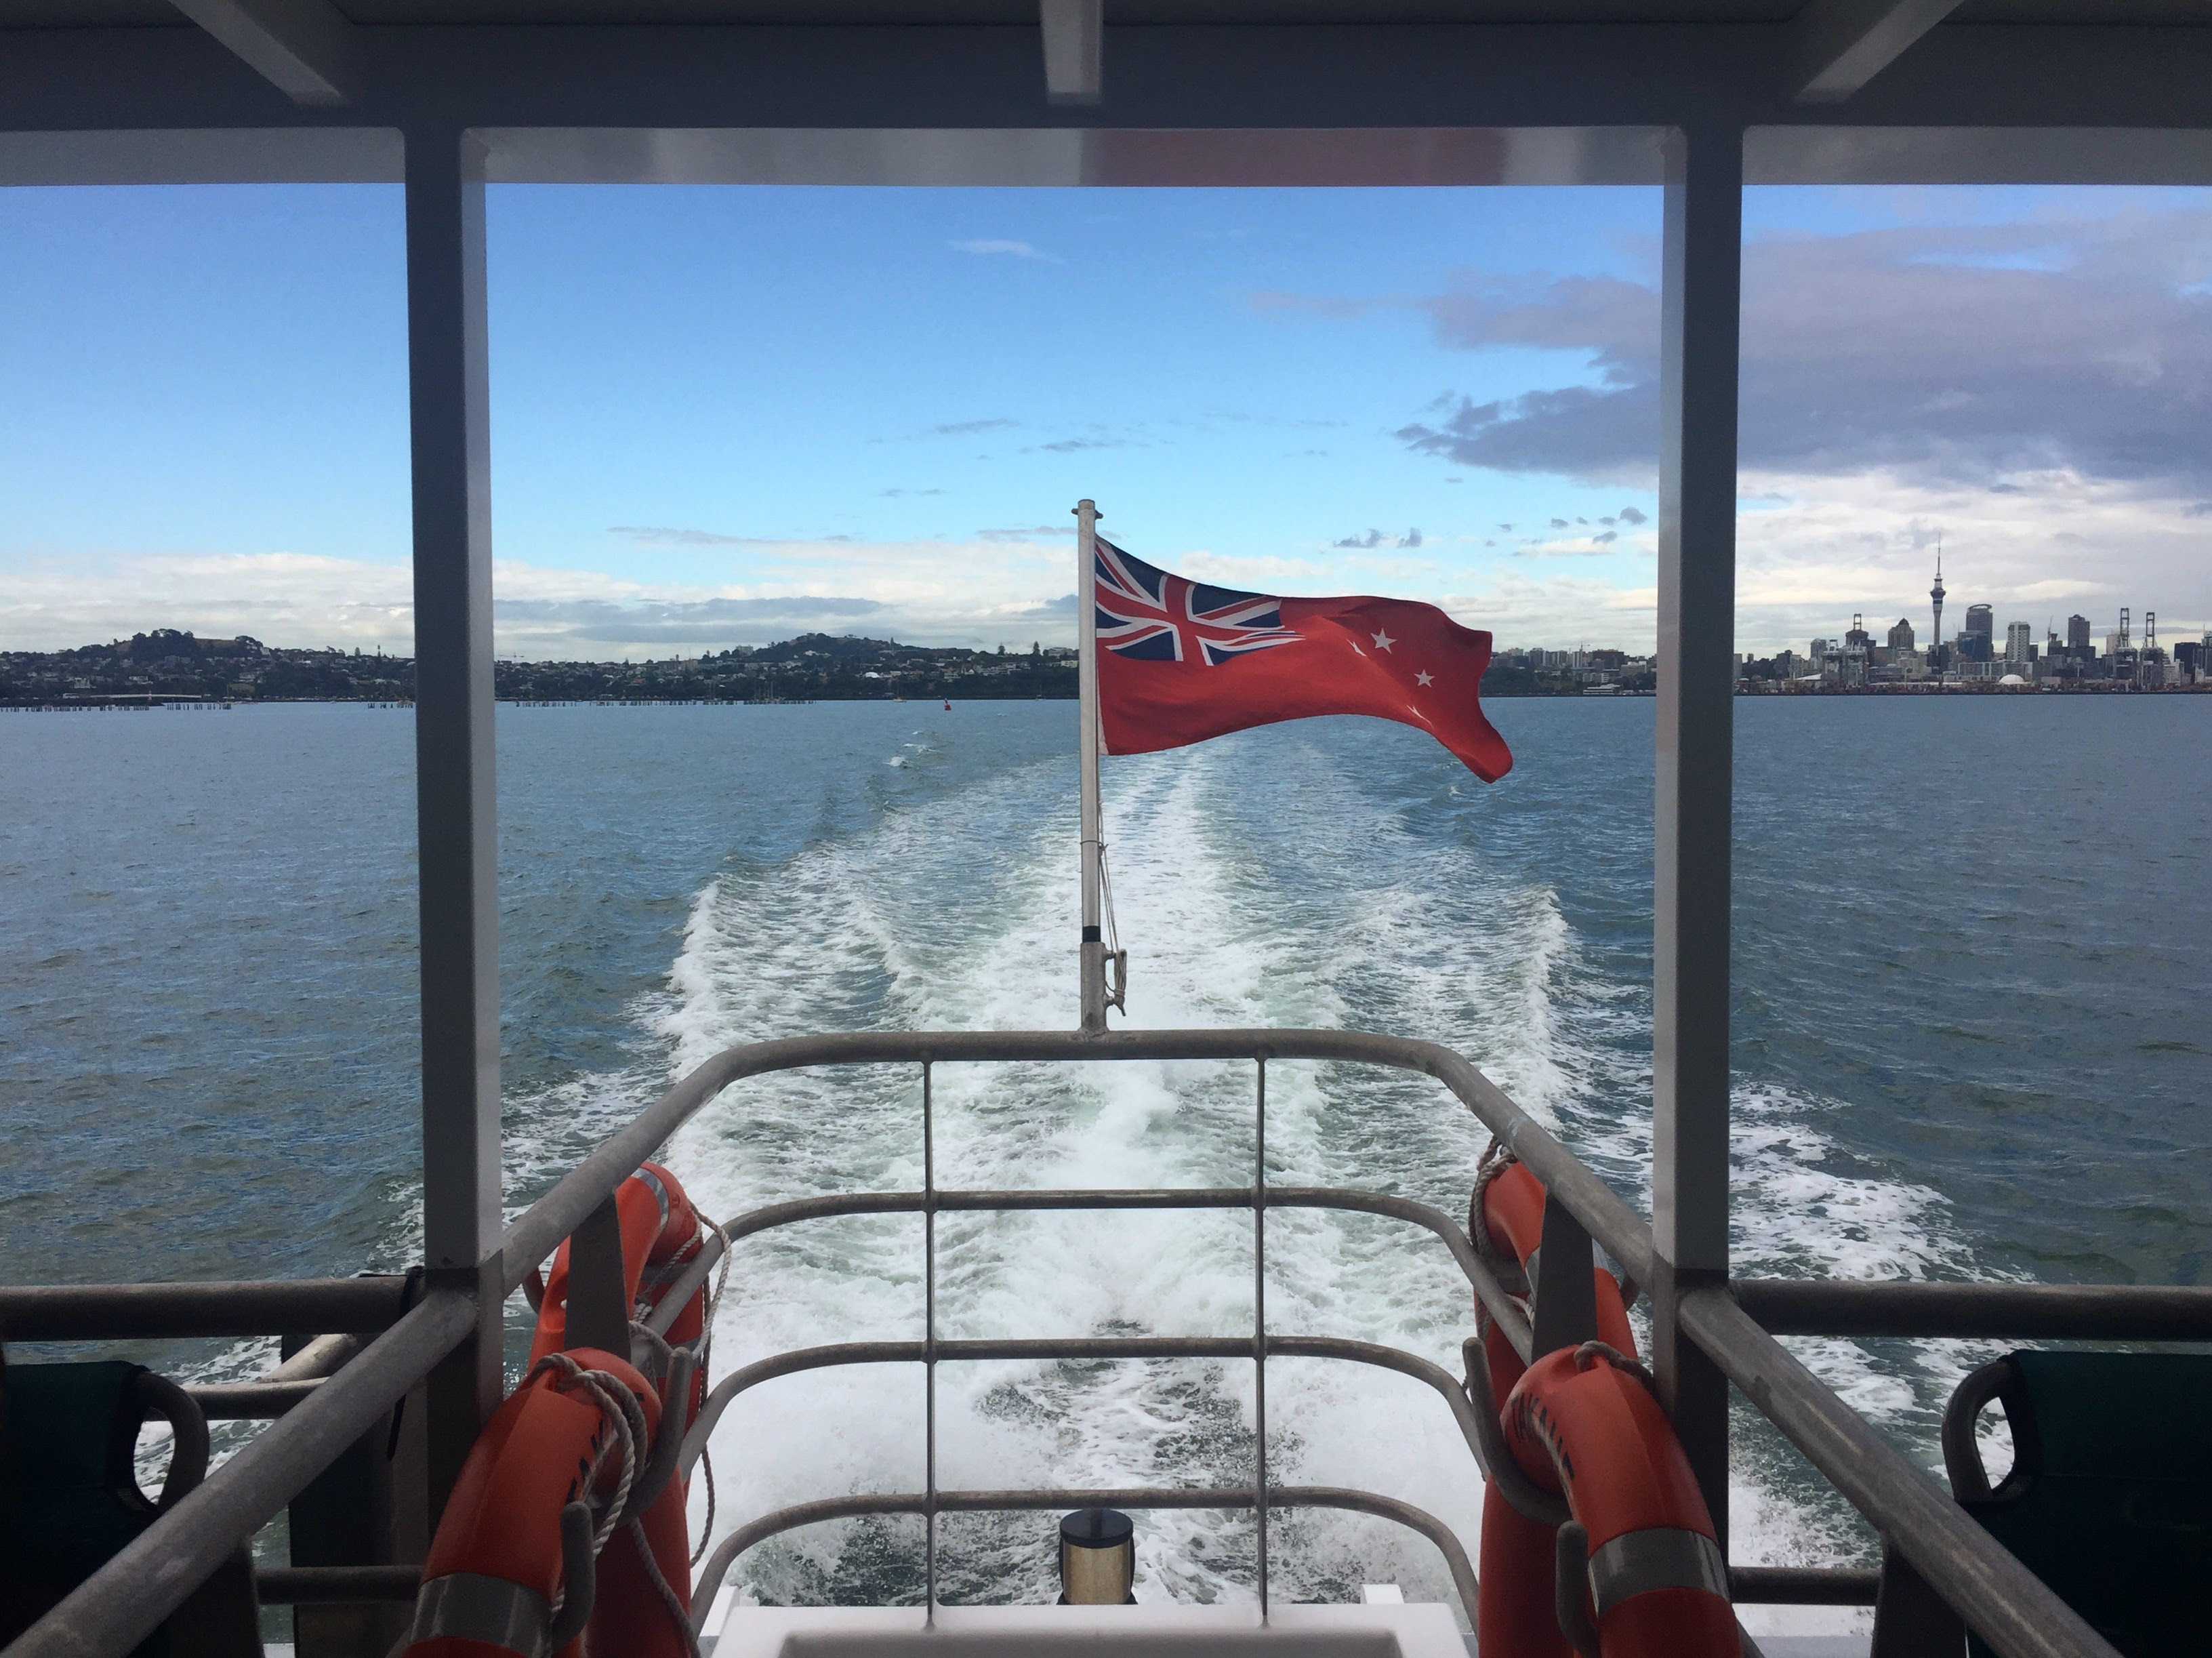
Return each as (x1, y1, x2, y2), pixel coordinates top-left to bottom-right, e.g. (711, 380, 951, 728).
(1094, 538, 1303, 668)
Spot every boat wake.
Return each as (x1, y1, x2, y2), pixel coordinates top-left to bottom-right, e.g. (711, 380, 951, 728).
(590, 729, 1985, 1632)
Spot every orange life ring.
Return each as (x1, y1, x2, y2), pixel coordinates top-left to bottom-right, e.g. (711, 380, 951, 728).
(1476, 1317, 1574, 1658)
(530, 1162, 711, 1433)
(1477, 1160, 1639, 1354)
(1501, 1345, 1736, 1658)
(401, 1347, 686, 1658)
(529, 1163, 701, 1362)
(1475, 1160, 1636, 1658)
(1472, 1156, 1728, 1658)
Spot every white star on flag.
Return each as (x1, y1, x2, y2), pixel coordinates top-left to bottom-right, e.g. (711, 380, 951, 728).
(1371, 630, 1395, 651)
(1415, 670, 1433, 686)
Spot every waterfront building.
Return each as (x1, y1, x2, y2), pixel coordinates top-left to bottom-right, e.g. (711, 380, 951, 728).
(2005, 621, 2033, 666)
(1887, 618, 1914, 651)
(2068, 613, 2092, 650)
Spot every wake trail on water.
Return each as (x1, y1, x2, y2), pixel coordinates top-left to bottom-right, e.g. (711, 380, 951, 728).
(483, 731, 1993, 1630)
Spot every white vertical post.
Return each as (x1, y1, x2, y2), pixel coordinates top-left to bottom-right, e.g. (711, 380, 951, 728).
(1650, 123, 1742, 1548)
(922, 1061, 937, 1621)
(1252, 1057, 1269, 1618)
(405, 123, 502, 1518)
(1075, 498, 1107, 1034)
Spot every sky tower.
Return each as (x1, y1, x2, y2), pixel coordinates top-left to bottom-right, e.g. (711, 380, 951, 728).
(1930, 539, 1946, 653)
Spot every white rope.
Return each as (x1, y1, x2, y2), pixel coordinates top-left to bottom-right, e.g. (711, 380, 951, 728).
(529, 1349, 702, 1653)
(1098, 834, 1122, 958)
(1573, 1339, 1660, 1398)
(692, 1447, 718, 1570)
(688, 1208, 737, 1567)
(623, 1514, 703, 1657)
(529, 1352, 644, 1562)
(1470, 1136, 1520, 1270)
(699, 1209, 735, 1379)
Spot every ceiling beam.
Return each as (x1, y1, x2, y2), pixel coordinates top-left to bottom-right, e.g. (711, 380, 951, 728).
(168, 0, 355, 106)
(1793, 0, 1964, 103)
(1040, 0, 1102, 105)
(14, 21, 2212, 146)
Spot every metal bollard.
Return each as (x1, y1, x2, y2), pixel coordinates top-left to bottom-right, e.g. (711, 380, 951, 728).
(1057, 1508, 1136, 1605)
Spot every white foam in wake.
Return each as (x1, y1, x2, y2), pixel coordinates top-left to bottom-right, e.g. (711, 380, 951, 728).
(525, 729, 1988, 1632)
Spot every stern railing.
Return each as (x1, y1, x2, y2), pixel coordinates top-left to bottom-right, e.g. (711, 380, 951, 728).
(7, 1028, 2207, 1658)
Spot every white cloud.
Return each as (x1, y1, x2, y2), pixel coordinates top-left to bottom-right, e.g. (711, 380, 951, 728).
(948, 239, 1060, 263)
(1439, 568, 1656, 653)
(0, 552, 413, 654)
(12, 464, 2198, 665)
(0, 535, 1089, 659)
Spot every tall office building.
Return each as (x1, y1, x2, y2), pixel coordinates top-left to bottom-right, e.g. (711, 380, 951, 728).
(2067, 613, 2091, 650)
(1964, 603, 1995, 661)
(1888, 618, 1915, 651)
(2005, 621, 2032, 665)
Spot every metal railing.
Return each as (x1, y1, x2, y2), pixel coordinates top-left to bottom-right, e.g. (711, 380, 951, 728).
(10, 1026, 2209, 1658)
(642, 1051, 1530, 1625)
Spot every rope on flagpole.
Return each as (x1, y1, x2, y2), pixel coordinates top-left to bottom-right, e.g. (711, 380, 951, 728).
(1098, 826, 1127, 1015)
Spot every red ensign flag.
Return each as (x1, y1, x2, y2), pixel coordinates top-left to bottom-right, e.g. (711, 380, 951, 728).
(1092, 538, 1513, 782)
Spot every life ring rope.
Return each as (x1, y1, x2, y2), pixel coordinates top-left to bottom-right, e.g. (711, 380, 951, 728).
(530, 1310, 702, 1655)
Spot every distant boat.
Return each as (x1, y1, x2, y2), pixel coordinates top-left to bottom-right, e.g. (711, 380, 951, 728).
(943, 699, 952, 710)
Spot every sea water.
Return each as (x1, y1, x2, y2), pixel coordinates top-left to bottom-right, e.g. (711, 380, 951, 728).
(3, 696, 2206, 1634)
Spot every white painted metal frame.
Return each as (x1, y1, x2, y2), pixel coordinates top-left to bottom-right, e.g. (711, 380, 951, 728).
(403, 125, 505, 1508)
(1650, 123, 1744, 1538)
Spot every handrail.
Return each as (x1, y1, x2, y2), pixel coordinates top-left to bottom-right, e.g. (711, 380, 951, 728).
(1733, 1277, 2212, 1340)
(5, 1028, 1575, 1658)
(187, 1378, 324, 1419)
(675, 1333, 1498, 1489)
(643, 1183, 1532, 1357)
(1729, 1566, 1880, 1606)
(499, 1028, 1654, 1299)
(10, 1286, 477, 1658)
(12, 1026, 2159, 1658)
(689, 1484, 1480, 1627)
(0, 1276, 412, 1341)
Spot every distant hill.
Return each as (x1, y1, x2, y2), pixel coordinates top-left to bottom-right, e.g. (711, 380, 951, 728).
(1, 626, 1614, 706)
(750, 632, 905, 664)
(0, 629, 1080, 705)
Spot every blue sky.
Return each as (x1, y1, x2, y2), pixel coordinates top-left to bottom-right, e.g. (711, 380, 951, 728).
(3, 180, 2208, 658)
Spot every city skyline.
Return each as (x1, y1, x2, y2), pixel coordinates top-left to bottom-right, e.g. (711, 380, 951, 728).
(1805, 545, 2201, 666)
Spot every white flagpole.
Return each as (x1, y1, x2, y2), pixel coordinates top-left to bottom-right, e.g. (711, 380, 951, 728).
(1076, 498, 1106, 1034)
